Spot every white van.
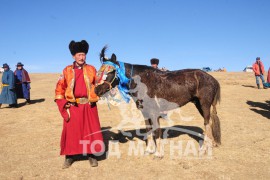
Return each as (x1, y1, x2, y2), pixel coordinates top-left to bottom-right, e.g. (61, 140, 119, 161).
(243, 66, 253, 72)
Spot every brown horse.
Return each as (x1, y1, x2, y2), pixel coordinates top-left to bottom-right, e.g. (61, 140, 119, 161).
(95, 46, 221, 158)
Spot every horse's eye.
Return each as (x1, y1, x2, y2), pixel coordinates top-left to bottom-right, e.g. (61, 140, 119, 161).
(102, 74, 107, 80)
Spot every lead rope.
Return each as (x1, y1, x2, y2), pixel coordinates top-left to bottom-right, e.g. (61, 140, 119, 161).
(106, 96, 111, 110)
(128, 64, 134, 89)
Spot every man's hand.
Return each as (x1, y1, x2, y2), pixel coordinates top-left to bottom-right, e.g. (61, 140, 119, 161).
(64, 102, 71, 122)
(65, 102, 71, 109)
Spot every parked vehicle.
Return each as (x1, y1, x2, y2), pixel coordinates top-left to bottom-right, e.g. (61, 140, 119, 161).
(243, 66, 253, 72)
(202, 67, 212, 72)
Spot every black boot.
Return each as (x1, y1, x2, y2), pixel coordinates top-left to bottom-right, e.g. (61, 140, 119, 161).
(89, 154, 98, 167)
(257, 84, 260, 89)
(26, 99, 31, 104)
(62, 156, 74, 169)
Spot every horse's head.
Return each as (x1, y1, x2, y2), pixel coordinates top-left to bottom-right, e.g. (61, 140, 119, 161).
(95, 46, 120, 97)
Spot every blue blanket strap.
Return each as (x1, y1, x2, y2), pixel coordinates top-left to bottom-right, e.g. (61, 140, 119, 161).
(103, 61, 131, 103)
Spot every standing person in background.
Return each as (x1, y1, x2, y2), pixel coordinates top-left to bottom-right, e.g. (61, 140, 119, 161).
(55, 40, 104, 168)
(14, 62, 31, 104)
(150, 58, 168, 71)
(0, 63, 17, 108)
(150, 58, 159, 69)
(150, 58, 168, 119)
(252, 57, 266, 89)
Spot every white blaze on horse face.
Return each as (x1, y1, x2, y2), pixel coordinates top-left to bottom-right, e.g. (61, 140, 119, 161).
(102, 74, 108, 81)
(96, 73, 107, 85)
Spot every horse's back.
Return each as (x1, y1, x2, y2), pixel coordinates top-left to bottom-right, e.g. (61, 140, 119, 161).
(171, 69, 219, 86)
(164, 68, 220, 101)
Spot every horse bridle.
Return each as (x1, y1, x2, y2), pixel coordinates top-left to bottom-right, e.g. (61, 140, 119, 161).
(96, 64, 118, 91)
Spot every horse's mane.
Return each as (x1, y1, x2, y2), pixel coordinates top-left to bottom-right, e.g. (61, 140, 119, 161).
(100, 45, 108, 63)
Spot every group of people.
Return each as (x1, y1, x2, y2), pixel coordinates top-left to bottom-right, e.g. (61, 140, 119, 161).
(2, 41, 269, 170)
(0, 62, 31, 108)
(252, 57, 270, 89)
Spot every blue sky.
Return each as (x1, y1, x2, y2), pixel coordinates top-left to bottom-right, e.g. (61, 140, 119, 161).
(1, 0, 270, 73)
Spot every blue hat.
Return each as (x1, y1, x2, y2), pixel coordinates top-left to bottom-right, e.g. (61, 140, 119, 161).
(256, 57, 260, 60)
(2, 63, 9, 68)
(16, 62, 24, 66)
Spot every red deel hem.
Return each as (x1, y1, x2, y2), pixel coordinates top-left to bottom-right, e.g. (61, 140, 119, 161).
(59, 103, 104, 155)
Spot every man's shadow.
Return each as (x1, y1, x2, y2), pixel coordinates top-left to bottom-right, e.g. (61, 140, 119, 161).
(242, 85, 257, 89)
(30, 98, 46, 104)
(246, 100, 270, 119)
(17, 98, 45, 107)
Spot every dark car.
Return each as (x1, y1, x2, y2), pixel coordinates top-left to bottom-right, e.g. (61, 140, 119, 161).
(202, 67, 212, 72)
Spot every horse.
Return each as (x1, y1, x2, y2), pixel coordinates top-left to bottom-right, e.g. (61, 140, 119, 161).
(94, 46, 221, 158)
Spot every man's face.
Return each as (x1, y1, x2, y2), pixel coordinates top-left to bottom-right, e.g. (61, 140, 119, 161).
(256, 59, 260, 63)
(73, 52, 86, 66)
(151, 64, 158, 69)
(17, 66, 22, 70)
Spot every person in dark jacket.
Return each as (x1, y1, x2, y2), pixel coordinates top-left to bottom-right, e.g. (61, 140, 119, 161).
(0, 63, 17, 108)
(14, 62, 31, 104)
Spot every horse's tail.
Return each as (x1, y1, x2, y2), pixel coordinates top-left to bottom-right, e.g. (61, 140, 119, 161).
(100, 45, 108, 63)
(213, 81, 221, 105)
(211, 81, 221, 145)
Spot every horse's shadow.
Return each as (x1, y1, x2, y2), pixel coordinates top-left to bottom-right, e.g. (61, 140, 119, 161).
(247, 100, 270, 119)
(96, 124, 204, 161)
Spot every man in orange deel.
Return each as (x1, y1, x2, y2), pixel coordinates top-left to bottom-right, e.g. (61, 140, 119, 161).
(55, 40, 104, 168)
(252, 57, 266, 89)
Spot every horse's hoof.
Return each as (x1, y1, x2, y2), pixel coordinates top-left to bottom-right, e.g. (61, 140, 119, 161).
(212, 141, 218, 147)
(144, 151, 151, 156)
(199, 143, 213, 157)
(199, 146, 207, 156)
(153, 152, 164, 160)
(199, 149, 206, 157)
(144, 149, 155, 155)
(153, 155, 163, 160)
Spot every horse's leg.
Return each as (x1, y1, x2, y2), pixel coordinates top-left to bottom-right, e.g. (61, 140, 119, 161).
(144, 119, 156, 155)
(196, 95, 221, 155)
(195, 98, 212, 147)
(198, 103, 215, 155)
(153, 117, 164, 159)
(194, 98, 204, 117)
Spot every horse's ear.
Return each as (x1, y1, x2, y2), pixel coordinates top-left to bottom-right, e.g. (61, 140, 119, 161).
(111, 53, 117, 63)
